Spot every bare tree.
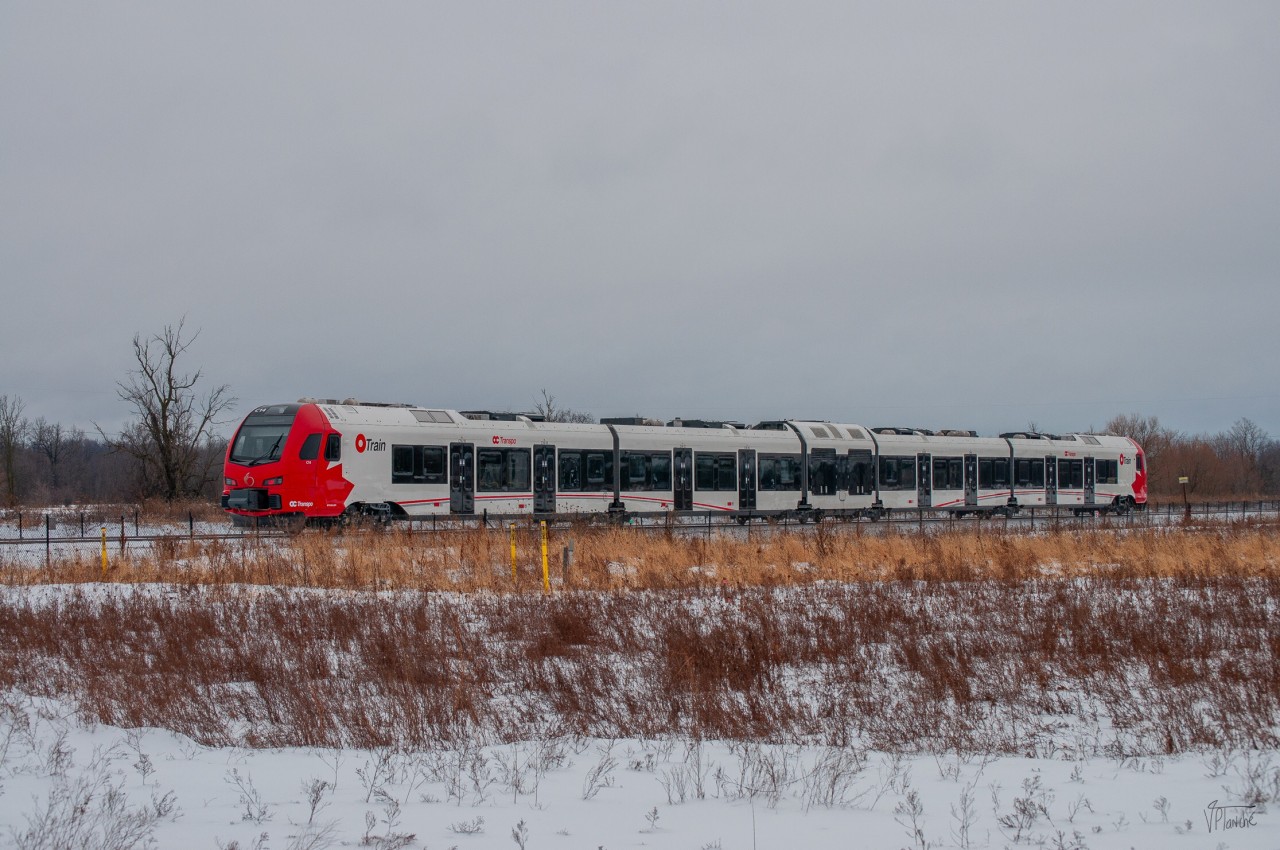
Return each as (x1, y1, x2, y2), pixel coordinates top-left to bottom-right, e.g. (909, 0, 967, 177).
(30, 417, 77, 492)
(534, 389, 595, 424)
(1214, 417, 1268, 495)
(97, 319, 236, 501)
(0, 394, 28, 506)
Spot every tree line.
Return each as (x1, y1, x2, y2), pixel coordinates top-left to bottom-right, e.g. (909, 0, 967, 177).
(1104, 413, 1280, 500)
(1, 324, 1278, 508)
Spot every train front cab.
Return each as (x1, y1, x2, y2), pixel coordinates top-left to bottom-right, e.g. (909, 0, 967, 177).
(222, 403, 347, 525)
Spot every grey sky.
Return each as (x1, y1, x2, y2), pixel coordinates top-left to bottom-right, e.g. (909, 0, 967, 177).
(3, 3, 1278, 440)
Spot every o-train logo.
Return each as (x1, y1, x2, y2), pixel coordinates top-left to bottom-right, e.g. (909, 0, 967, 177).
(492, 435, 517, 446)
(354, 434, 386, 453)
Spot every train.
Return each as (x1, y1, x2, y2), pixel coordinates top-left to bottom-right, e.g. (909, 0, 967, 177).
(221, 399, 1148, 525)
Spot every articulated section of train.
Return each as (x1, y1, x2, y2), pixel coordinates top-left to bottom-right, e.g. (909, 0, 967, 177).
(222, 399, 1147, 525)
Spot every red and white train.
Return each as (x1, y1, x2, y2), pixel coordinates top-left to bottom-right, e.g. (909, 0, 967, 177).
(222, 399, 1147, 524)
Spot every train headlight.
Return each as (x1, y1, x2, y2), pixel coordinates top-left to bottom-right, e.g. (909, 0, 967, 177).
(265, 477, 284, 487)
(224, 477, 235, 486)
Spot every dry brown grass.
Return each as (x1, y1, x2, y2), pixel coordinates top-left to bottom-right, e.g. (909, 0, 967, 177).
(0, 568, 1276, 754)
(2, 520, 1276, 755)
(3, 518, 1277, 591)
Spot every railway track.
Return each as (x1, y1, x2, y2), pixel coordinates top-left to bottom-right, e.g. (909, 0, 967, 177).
(2, 500, 1276, 550)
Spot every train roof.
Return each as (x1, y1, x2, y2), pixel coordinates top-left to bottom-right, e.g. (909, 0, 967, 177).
(283, 400, 1139, 451)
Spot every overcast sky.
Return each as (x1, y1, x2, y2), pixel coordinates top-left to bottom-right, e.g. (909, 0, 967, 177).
(3, 2, 1278, 441)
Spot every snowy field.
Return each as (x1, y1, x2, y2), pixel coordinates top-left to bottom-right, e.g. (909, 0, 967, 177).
(1, 523, 1277, 849)
(3, 577, 1279, 849)
(0, 690, 1276, 849)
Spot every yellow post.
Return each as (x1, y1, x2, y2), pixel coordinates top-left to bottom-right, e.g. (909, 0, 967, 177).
(509, 523, 518, 582)
(540, 520, 550, 592)
(100, 526, 108, 577)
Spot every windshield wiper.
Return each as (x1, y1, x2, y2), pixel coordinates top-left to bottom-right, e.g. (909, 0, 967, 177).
(244, 435, 284, 467)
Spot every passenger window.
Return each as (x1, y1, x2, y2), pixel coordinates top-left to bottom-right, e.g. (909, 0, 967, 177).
(559, 454, 582, 490)
(651, 454, 672, 489)
(586, 454, 608, 488)
(392, 446, 414, 481)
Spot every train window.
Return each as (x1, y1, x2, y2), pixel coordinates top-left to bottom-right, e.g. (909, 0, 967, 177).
(392, 446, 414, 481)
(809, 450, 838, 495)
(932, 457, 962, 490)
(476, 448, 531, 492)
(559, 454, 583, 490)
(759, 454, 802, 491)
(228, 423, 290, 465)
(621, 451, 672, 491)
(878, 456, 916, 491)
(391, 445, 447, 484)
(325, 434, 341, 462)
(586, 453, 610, 489)
(651, 454, 672, 489)
(422, 447, 445, 479)
(627, 453, 647, 487)
(695, 453, 736, 491)
(1015, 459, 1045, 488)
(993, 458, 1009, 488)
(1058, 459, 1084, 490)
(1136, 454, 1144, 472)
(978, 458, 1012, 488)
(299, 433, 322, 460)
(1096, 459, 1119, 484)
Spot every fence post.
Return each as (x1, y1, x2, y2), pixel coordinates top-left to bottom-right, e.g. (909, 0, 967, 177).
(101, 526, 108, 577)
(510, 523, 517, 582)
(45, 514, 50, 569)
(540, 520, 549, 592)
(120, 514, 126, 554)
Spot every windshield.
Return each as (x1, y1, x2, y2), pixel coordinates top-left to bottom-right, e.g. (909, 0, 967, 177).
(229, 422, 292, 466)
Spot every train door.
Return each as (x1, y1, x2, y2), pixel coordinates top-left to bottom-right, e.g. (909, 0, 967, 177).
(449, 443, 474, 514)
(847, 449, 873, 496)
(917, 453, 932, 508)
(673, 448, 694, 511)
(809, 449, 837, 498)
(1083, 456, 1096, 507)
(1045, 454, 1058, 505)
(963, 454, 978, 507)
(738, 449, 757, 511)
(533, 444, 556, 514)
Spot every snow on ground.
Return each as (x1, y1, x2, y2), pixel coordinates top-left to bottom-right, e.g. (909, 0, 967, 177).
(1, 692, 1276, 849)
